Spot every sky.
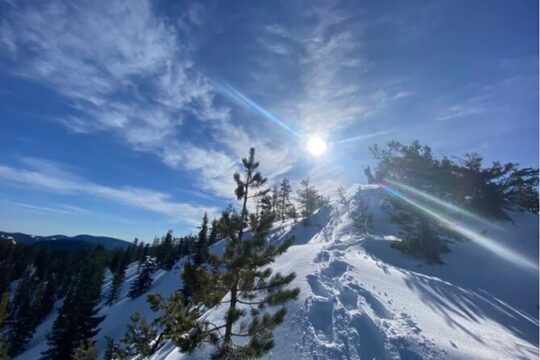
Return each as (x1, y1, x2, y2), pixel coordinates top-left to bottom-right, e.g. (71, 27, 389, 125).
(0, 0, 538, 241)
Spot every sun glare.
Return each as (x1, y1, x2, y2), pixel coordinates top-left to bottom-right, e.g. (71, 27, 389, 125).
(307, 136, 327, 156)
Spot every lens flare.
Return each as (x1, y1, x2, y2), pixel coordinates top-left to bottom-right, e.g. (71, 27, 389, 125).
(384, 178, 503, 230)
(214, 81, 301, 138)
(382, 185, 538, 271)
(331, 131, 390, 144)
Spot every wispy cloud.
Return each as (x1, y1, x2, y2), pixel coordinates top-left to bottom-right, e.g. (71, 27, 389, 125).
(0, 0, 295, 200)
(4, 200, 79, 215)
(437, 93, 489, 121)
(257, 2, 413, 138)
(0, 158, 217, 226)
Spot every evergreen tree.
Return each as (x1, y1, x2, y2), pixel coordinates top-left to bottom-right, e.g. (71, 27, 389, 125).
(369, 141, 455, 262)
(208, 219, 219, 246)
(364, 165, 375, 184)
(259, 192, 274, 218)
(147, 148, 300, 359)
(71, 340, 98, 360)
(102, 337, 117, 360)
(271, 185, 280, 218)
(120, 311, 157, 357)
(193, 213, 209, 267)
(33, 275, 58, 324)
(278, 177, 293, 221)
(0, 290, 9, 358)
(296, 178, 325, 217)
(128, 256, 156, 299)
(286, 203, 298, 219)
(457, 153, 539, 219)
(156, 231, 176, 270)
(7, 271, 38, 356)
(42, 253, 106, 359)
(351, 197, 373, 235)
(107, 246, 131, 306)
(370, 139, 539, 262)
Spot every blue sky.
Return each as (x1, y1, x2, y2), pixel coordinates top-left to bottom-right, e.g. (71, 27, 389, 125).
(0, 0, 537, 241)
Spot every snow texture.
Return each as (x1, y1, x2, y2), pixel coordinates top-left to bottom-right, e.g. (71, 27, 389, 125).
(17, 185, 539, 360)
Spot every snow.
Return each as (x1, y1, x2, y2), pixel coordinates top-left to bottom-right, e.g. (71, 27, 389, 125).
(16, 185, 539, 360)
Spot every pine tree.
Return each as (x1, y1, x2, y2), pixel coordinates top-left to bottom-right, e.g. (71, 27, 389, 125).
(7, 271, 38, 356)
(42, 253, 106, 359)
(351, 197, 373, 235)
(103, 337, 115, 360)
(364, 165, 375, 184)
(208, 219, 219, 246)
(120, 311, 157, 357)
(72, 340, 98, 360)
(296, 178, 325, 217)
(157, 231, 176, 270)
(369, 140, 457, 262)
(33, 275, 58, 324)
(278, 177, 293, 221)
(147, 148, 300, 359)
(128, 256, 156, 299)
(286, 203, 298, 220)
(337, 186, 347, 204)
(193, 213, 209, 267)
(0, 290, 9, 358)
(271, 185, 280, 218)
(107, 246, 131, 306)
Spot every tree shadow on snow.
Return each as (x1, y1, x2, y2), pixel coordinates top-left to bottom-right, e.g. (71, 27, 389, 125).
(363, 237, 539, 351)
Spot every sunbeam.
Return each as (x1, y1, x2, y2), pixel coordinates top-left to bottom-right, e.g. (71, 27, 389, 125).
(331, 131, 390, 144)
(382, 185, 538, 271)
(384, 178, 504, 230)
(214, 81, 301, 138)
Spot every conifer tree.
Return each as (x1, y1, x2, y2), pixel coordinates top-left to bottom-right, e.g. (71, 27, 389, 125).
(128, 256, 156, 299)
(102, 337, 117, 360)
(208, 219, 219, 246)
(120, 311, 157, 357)
(337, 186, 347, 204)
(42, 253, 106, 359)
(286, 203, 298, 220)
(72, 340, 98, 360)
(364, 165, 375, 184)
(146, 148, 300, 359)
(157, 231, 176, 270)
(278, 177, 293, 221)
(351, 198, 373, 235)
(7, 271, 38, 356)
(33, 275, 58, 324)
(296, 178, 325, 217)
(107, 246, 131, 306)
(193, 213, 209, 267)
(271, 185, 280, 218)
(0, 290, 9, 358)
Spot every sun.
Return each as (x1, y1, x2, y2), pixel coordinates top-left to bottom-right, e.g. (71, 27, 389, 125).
(306, 136, 328, 156)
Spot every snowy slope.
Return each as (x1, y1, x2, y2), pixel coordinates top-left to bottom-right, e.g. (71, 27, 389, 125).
(17, 185, 539, 360)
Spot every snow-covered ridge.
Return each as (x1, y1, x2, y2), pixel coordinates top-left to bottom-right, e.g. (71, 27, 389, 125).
(17, 185, 539, 359)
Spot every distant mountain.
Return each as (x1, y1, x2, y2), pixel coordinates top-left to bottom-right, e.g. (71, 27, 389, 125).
(0, 231, 130, 250)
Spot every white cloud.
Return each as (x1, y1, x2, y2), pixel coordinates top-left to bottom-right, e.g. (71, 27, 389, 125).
(4, 200, 79, 215)
(0, 0, 294, 200)
(257, 3, 413, 140)
(0, 159, 217, 226)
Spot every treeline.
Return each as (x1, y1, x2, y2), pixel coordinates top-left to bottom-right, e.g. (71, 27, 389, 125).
(368, 140, 539, 263)
(0, 230, 212, 358)
(256, 177, 329, 221)
(0, 150, 328, 359)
